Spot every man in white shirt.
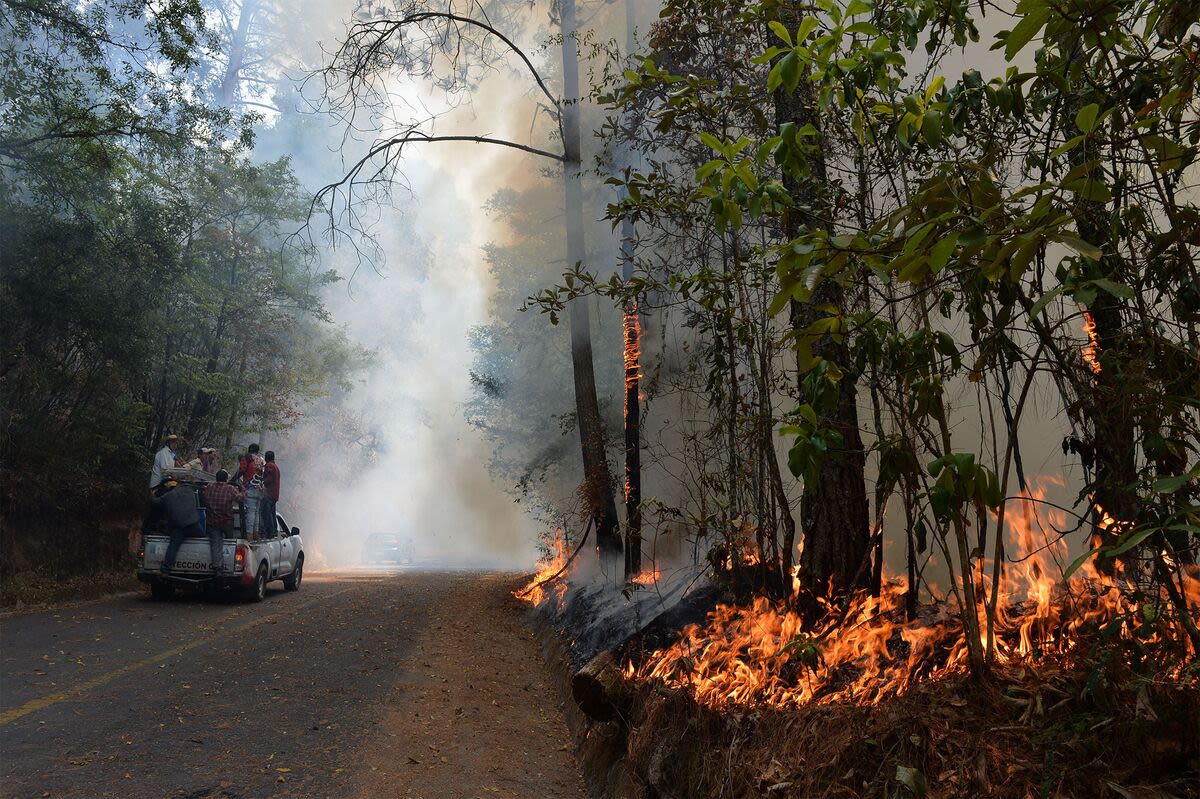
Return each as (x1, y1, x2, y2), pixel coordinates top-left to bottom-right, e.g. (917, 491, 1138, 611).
(149, 434, 181, 490)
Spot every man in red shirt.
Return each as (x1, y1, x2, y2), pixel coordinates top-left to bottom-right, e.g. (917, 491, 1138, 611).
(259, 451, 281, 538)
(204, 470, 245, 572)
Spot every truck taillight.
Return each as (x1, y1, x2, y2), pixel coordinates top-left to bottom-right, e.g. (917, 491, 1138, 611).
(234, 545, 246, 571)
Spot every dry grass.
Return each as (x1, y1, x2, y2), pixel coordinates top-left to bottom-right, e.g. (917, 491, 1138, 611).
(0, 567, 141, 610)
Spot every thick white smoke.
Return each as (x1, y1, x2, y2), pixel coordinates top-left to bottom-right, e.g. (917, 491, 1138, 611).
(259, 0, 559, 570)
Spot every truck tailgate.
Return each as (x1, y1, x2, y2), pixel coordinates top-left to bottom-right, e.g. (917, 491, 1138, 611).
(143, 535, 234, 574)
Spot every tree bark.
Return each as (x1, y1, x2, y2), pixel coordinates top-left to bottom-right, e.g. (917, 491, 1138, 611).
(770, 3, 870, 601)
(571, 650, 631, 722)
(561, 0, 622, 566)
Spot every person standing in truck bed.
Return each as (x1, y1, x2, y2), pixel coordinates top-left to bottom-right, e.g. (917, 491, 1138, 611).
(260, 451, 281, 538)
(149, 434, 180, 491)
(203, 470, 244, 573)
(236, 443, 265, 535)
(152, 480, 202, 574)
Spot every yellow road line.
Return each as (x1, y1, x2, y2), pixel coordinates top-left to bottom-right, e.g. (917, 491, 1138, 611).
(0, 584, 361, 726)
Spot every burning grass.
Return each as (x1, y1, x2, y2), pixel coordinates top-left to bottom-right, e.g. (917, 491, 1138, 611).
(632, 497, 1198, 711)
(515, 528, 570, 607)
(522, 488, 1199, 795)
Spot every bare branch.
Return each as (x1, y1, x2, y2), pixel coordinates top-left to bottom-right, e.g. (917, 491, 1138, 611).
(328, 10, 559, 111)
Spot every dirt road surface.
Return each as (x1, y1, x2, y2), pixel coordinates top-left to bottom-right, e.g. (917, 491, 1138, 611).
(0, 571, 586, 799)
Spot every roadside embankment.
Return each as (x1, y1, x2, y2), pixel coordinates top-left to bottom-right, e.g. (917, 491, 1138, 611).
(531, 584, 1200, 799)
(0, 567, 140, 611)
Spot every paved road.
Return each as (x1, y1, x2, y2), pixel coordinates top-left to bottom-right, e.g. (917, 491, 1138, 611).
(0, 571, 585, 799)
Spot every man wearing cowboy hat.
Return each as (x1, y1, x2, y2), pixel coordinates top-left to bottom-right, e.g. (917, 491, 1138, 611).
(152, 479, 203, 574)
(149, 434, 182, 491)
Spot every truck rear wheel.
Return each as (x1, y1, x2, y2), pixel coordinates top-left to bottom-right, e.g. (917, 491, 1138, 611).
(244, 563, 268, 602)
(150, 581, 174, 601)
(283, 555, 303, 591)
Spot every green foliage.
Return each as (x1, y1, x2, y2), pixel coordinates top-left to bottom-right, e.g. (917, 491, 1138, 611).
(0, 2, 359, 566)
(603, 0, 1200, 670)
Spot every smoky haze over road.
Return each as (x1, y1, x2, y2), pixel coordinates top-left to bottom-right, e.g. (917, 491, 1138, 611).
(0, 572, 584, 799)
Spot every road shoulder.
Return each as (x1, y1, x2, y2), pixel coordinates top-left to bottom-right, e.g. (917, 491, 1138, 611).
(349, 572, 586, 799)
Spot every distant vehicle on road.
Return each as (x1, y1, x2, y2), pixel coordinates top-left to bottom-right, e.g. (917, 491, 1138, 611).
(363, 533, 415, 565)
(139, 493, 304, 602)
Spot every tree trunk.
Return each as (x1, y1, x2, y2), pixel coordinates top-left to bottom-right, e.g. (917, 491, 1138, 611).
(561, 0, 622, 566)
(770, 3, 870, 601)
(1061, 37, 1137, 556)
(571, 650, 631, 722)
(219, 0, 258, 107)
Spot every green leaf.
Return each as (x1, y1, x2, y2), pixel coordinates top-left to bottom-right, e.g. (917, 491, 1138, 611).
(1027, 286, 1065, 318)
(845, 0, 873, 16)
(695, 159, 723, 182)
(1004, 7, 1050, 60)
(1055, 234, 1103, 260)
(767, 289, 792, 317)
(928, 232, 959, 273)
(779, 51, 802, 94)
(796, 17, 821, 42)
(1064, 178, 1113, 203)
(1108, 527, 1157, 557)
(1063, 546, 1102, 580)
(1152, 465, 1198, 493)
(1152, 474, 1190, 493)
(921, 109, 943, 147)
(699, 132, 724, 153)
(1009, 236, 1040, 281)
(768, 20, 792, 45)
(897, 255, 928, 283)
(1075, 103, 1100, 134)
(799, 404, 819, 427)
(1089, 278, 1134, 299)
(924, 76, 945, 103)
(1050, 135, 1084, 159)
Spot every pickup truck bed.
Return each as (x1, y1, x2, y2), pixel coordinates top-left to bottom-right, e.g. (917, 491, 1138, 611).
(138, 508, 305, 602)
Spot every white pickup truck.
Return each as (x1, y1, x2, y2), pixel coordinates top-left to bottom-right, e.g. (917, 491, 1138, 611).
(138, 505, 305, 602)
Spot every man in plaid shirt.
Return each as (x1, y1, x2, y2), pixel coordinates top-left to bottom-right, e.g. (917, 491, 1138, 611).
(204, 470, 245, 573)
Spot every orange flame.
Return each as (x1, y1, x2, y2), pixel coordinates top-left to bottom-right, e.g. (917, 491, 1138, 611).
(633, 483, 1194, 709)
(623, 302, 641, 503)
(630, 568, 661, 586)
(516, 528, 569, 607)
(1081, 309, 1102, 375)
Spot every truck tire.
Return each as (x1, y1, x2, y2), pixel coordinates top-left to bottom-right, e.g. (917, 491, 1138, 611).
(150, 581, 174, 601)
(244, 563, 268, 602)
(283, 555, 303, 591)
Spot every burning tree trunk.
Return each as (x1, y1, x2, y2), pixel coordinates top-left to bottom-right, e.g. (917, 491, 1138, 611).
(770, 2, 870, 601)
(620, 0, 642, 581)
(622, 293, 643, 578)
(1056, 35, 1135, 545)
(561, 0, 622, 564)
